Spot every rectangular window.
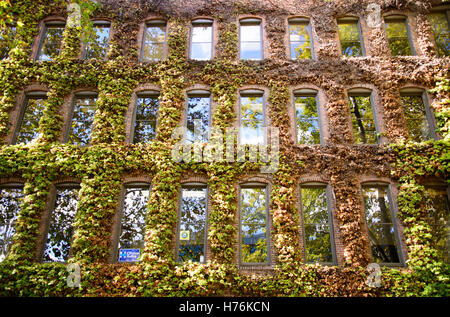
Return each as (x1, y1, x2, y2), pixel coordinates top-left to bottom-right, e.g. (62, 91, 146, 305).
(348, 93, 378, 144)
(362, 184, 401, 264)
(141, 21, 166, 62)
(0, 185, 23, 262)
(295, 94, 321, 144)
(240, 19, 263, 60)
(385, 17, 413, 56)
(177, 185, 207, 263)
(400, 93, 434, 142)
(186, 92, 210, 143)
(133, 93, 159, 143)
(0, 26, 16, 60)
(424, 186, 450, 264)
(300, 185, 334, 263)
(429, 11, 450, 57)
(240, 92, 265, 145)
(36, 22, 65, 61)
(43, 185, 79, 263)
(289, 19, 313, 59)
(83, 22, 110, 60)
(14, 93, 47, 144)
(240, 186, 269, 264)
(117, 184, 150, 263)
(190, 20, 213, 60)
(67, 93, 97, 146)
(337, 19, 363, 57)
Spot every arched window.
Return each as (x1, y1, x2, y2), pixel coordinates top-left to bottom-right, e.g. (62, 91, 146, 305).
(239, 18, 263, 60)
(185, 89, 211, 143)
(288, 17, 313, 59)
(347, 88, 379, 144)
(190, 18, 213, 60)
(239, 89, 265, 145)
(132, 90, 160, 144)
(36, 20, 65, 61)
(337, 16, 364, 57)
(66, 91, 98, 146)
(293, 88, 321, 144)
(141, 19, 167, 62)
(13, 91, 47, 144)
(428, 6, 450, 57)
(82, 20, 111, 60)
(384, 14, 415, 56)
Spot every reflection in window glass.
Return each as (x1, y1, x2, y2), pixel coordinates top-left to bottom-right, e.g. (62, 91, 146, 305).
(43, 186, 79, 263)
(118, 186, 150, 262)
(0, 186, 23, 262)
(240, 94, 264, 145)
(67, 95, 97, 146)
(186, 94, 210, 143)
(429, 12, 449, 57)
(385, 19, 412, 56)
(363, 185, 400, 264)
(295, 95, 320, 144)
(178, 186, 207, 263)
(240, 22, 262, 60)
(289, 21, 312, 59)
(190, 22, 213, 60)
(142, 23, 166, 62)
(424, 187, 450, 264)
(338, 21, 363, 57)
(301, 186, 333, 263)
(348, 95, 377, 144)
(84, 23, 110, 60)
(36, 24, 65, 61)
(0, 26, 16, 60)
(400, 94, 433, 142)
(15, 95, 47, 144)
(133, 95, 159, 143)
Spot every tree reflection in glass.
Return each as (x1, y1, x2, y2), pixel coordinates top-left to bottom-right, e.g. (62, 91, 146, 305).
(133, 96, 159, 143)
(43, 186, 79, 263)
(385, 19, 412, 56)
(190, 23, 212, 60)
(67, 95, 97, 146)
(289, 22, 312, 59)
(15, 96, 47, 144)
(241, 187, 268, 264)
(142, 24, 166, 62)
(338, 21, 363, 57)
(178, 186, 207, 263)
(0, 186, 23, 262)
(301, 186, 333, 263)
(186, 95, 210, 143)
(118, 186, 150, 261)
(84, 24, 110, 60)
(295, 95, 320, 144)
(240, 22, 262, 60)
(400, 94, 433, 142)
(429, 12, 449, 57)
(0, 26, 15, 60)
(424, 187, 450, 264)
(363, 185, 400, 263)
(240, 95, 264, 145)
(348, 95, 377, 144)
(37, 25, 64, 61)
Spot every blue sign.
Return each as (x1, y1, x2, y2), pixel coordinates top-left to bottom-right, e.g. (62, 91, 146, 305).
(119, 249, 140, 262)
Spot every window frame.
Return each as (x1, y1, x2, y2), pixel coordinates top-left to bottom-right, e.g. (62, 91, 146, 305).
(175, 182, 209, 264)
(337, 16, 365, 57)
(35, 20, 66, 62)
(288, 17, 314, 60)
(239, 89, 266, 146)
(130, 90, 160, 144)
(239, 18, 263, 60)
(189, 18, 214, 60)
(238, 182, 271, 266)
(81, 20, 111, 60)
(384, 14, 416, 56)
(184, 89, 212, 143)
(299, 182, 337, 265)
(293, 88, 323, 145)
(140, 19, 167, 62)
(428, 6, 450, 57)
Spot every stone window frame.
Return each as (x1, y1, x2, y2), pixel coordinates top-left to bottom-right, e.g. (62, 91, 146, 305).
(336, 16, 366, 58)
(399, 85, 439, 141)
(175, 180, 210, 264)
(238, 16, 265, 61)
(110, 179, 152, 264)
(383, 13, 417, 57)
(34, 19, 66, 62)
(129, 89, 161, 144)
(287, 16, 315, 60)
(80, 19, 113, 60)
(138, 18, 168, 63)
(359, 179, 406, 267)
(188, 17, 216, 61)
(428, 4, 450, 57)
(182, 87, 213, 143)
(237, 87, 268, 146)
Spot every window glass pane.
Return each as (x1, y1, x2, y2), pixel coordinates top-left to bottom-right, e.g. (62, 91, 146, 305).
(289, 23, 312, 59)
(37, 25, 64, 61)
(190, 42, 212, 60)
(0, 26, 16, 60)
(338, 22, 363, 57)
(240, 24, 262, 60)
(363, 185, 400, 263)
(301, 186, 332, 263)
(43, 186, 79, 263)
(118, 186, 150, 262)
(241, 187, 268, 264)
(178, 186, 207, 263)
(385, 20, 412, 56)
(348, 95, 377, 144)
(192, 25, 212, 43)
(240, 95, 264, 145)
(15, 96, 47, 144)
(186, 95, 210, 143)
(67, 96, 97, 146)
(133, 96, 159, 143)
(295, 95, 320, 144)
(429, 13, 449, 57)
(84, 24, 110, 59)
(0, 186, 23, 262)
(142, 25, 165, 61)
(424, 187, 450, 264)
(400, 95, 433, 142)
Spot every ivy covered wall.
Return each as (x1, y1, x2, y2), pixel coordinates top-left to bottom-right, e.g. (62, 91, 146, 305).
(0, 0, 448, 297)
